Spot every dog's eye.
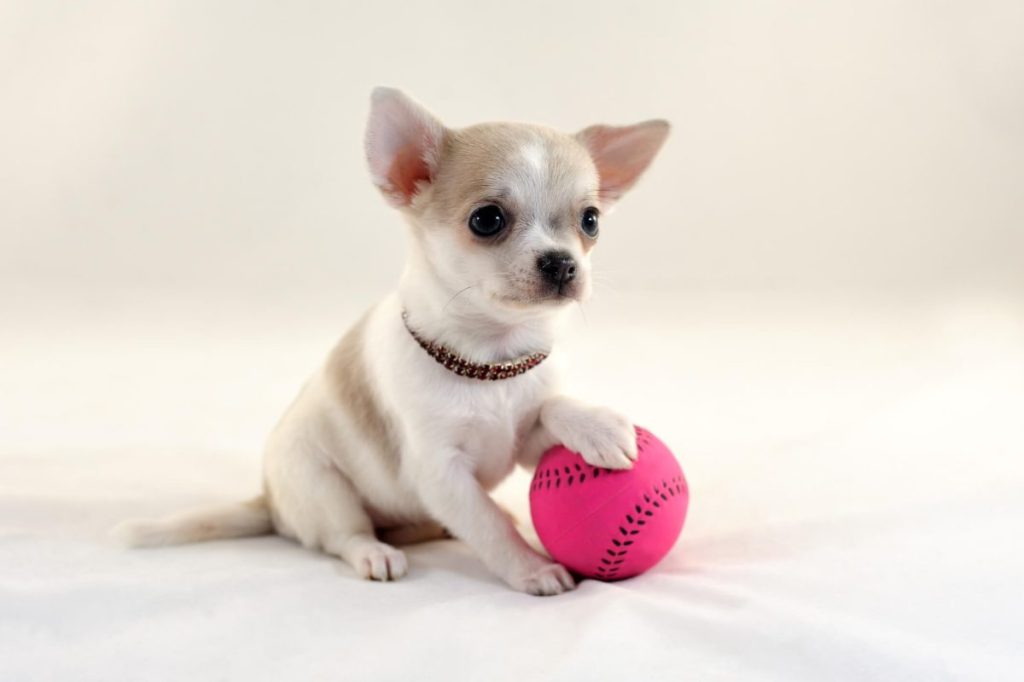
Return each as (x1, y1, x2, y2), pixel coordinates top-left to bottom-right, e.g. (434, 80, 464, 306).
(468, 205, 506, 237)
(581, 207, 599, 238)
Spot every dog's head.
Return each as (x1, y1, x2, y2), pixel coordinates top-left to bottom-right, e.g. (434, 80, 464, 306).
(365, 88, 668, 317)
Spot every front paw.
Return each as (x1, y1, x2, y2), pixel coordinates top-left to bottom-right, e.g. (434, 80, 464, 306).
(558, 407, 638, 470)
(506, 557, 576, 596)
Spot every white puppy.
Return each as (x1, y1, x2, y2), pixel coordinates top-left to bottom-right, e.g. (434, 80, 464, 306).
(114, 88, 669, 596)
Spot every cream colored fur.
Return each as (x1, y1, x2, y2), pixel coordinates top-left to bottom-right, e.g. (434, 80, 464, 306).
(112, 88, 668, 595)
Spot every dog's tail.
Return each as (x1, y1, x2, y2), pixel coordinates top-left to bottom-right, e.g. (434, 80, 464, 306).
(110, 495, 273, 548)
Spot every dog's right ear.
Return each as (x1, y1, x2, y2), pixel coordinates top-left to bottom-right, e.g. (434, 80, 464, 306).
(365, 88, 447, 207)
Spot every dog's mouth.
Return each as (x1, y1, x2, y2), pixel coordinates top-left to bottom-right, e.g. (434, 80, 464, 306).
(494, 288, 581, 309)
(487, 271, 587, 310)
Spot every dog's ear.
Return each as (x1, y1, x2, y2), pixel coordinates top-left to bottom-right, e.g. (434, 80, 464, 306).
(576, 120, 670, 208)
(365, 88, 447, 207)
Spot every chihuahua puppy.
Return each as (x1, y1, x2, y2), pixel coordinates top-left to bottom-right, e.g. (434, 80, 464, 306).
(114, 88, 669, 595)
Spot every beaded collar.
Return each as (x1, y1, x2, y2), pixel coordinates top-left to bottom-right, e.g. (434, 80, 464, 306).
(401, 311, 549, 381)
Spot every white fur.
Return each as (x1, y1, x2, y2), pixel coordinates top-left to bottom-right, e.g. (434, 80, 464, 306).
(111, 497, 270, 547)
(113, 88, 666, 596)
(521, 142, 547, 177)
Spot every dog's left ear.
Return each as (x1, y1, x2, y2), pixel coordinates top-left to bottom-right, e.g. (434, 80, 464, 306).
(576, 120, 670, 208)
(365, 87, 447, 207)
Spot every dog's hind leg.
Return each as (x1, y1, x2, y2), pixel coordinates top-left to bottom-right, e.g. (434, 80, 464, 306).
(266, 442, 407, 582)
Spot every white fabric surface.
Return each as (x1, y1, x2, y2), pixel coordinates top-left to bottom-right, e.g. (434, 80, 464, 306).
(2, 293, 1023, 681)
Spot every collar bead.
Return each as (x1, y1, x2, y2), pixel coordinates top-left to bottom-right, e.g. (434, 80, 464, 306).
(402, 311, 549, 381)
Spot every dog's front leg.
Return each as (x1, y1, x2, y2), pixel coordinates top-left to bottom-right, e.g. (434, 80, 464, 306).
(412, 447, 575, 596)
(535, 395, 638, 470)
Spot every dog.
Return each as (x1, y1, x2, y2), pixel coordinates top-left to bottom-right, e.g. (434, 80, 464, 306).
(113, 88, 669, 595)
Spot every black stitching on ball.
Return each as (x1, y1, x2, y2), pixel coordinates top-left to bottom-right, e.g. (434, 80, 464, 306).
(592, 478, 684, 580)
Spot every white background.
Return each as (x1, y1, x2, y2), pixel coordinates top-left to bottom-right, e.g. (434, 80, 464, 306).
(3, 0, 1023, 300)
(2, 2, 1023, 680)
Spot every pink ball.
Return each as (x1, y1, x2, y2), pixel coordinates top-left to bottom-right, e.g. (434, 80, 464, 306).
(529, 427, 689, 581)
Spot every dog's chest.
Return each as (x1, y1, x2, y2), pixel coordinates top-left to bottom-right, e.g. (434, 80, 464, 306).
(462, 414, 532, 490)
(447, 380, 543, 490)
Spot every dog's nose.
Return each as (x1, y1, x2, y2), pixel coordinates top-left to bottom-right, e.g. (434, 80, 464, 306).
(537, 251, 577, 287)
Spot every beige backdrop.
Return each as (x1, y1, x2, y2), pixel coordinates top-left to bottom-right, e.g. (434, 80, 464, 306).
(3, 0, 1023, 309)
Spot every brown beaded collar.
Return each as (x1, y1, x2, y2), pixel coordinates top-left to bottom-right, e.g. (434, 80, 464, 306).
(402, 311, 549, 381)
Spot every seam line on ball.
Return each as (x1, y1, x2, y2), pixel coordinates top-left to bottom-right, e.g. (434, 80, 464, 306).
(594, 474, 685, 580)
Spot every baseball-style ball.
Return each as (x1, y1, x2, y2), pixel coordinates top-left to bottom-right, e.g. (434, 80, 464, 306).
(529, 427, 688, 581)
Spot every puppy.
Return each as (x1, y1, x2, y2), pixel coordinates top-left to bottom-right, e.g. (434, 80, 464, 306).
(113, 88, 669, 595)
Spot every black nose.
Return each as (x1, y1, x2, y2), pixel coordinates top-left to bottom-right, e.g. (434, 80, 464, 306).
(537, 251, 577, 287)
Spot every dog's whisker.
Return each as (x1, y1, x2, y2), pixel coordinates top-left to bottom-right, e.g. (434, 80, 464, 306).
(574, 300, 590, 327)
(443, 284, 478, 313)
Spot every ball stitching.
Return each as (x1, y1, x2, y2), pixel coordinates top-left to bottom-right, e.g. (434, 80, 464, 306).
(594, 474, 684, 580)
(530, 460, 602, 492)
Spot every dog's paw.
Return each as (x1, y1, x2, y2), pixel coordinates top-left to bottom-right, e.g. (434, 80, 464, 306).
(508, 559, 577, 596)
(351, 541, 408, 581)
(556, 406, 638, 470)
